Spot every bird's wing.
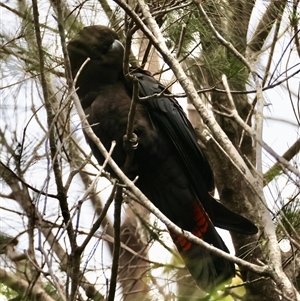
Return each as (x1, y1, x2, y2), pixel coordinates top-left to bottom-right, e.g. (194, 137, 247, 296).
(131, 70, 215, 209)
(132, 69, 258, 235)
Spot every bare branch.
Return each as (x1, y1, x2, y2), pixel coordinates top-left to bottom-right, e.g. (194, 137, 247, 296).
(264, 138, 300, 184)
(107, 186, 122, 301)
(0, 161, 58, 199)
(77, 182, 116, 254)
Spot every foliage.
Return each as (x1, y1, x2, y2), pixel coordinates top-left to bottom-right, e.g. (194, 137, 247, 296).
(0, 283, 18, 301)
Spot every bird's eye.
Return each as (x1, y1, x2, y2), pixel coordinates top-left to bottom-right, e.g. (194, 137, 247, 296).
(101, 44, 113, 54)
(91, 45, 101, 53)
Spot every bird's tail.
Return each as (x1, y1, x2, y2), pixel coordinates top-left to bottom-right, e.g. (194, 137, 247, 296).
(209, 195, 258, 235)
(170, 202, 235, 291)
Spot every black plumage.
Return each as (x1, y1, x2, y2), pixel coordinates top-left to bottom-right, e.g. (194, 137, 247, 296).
(67, 25, 258, 291)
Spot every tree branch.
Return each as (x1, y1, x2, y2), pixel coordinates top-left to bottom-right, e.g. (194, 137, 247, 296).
(264, 137, 300, 184)
(0, 161, 58, 199)
(107, 186, 122, 301)
(0, 268, 56, 301)
(247, 0, 287, 52)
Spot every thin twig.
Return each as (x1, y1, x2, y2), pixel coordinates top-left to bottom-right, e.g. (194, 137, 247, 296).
(193, 0, 253, 73)
(28, 247, 67, 301)
(122, 28, 139, 172)
(73, 57, 90, 86)
(77, 182, 117, 254)
(176, 22, 187, 59)
(0, 161, 58, 199)
(107, 186, 122, 301)
(123, 76, 139, 172)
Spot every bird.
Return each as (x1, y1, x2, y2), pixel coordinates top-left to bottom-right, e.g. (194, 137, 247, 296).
(67, 25, 258, 291)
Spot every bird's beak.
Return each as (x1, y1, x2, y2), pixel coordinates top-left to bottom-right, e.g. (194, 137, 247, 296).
(109, 40, 124, 56)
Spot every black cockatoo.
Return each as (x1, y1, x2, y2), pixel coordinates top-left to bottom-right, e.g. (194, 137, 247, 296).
(67, 25, 257, 291)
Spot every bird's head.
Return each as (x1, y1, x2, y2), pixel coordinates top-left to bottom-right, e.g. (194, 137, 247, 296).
(67, 25, 124, 80)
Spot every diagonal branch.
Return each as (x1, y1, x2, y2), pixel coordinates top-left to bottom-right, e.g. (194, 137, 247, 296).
(247, 0, 287, 52)
(264, 137, 300, 184)
(0, 161, 58, 199)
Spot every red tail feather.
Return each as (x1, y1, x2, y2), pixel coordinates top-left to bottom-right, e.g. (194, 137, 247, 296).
(171, 203, 210, 251)
(170, 202, 235, 290)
